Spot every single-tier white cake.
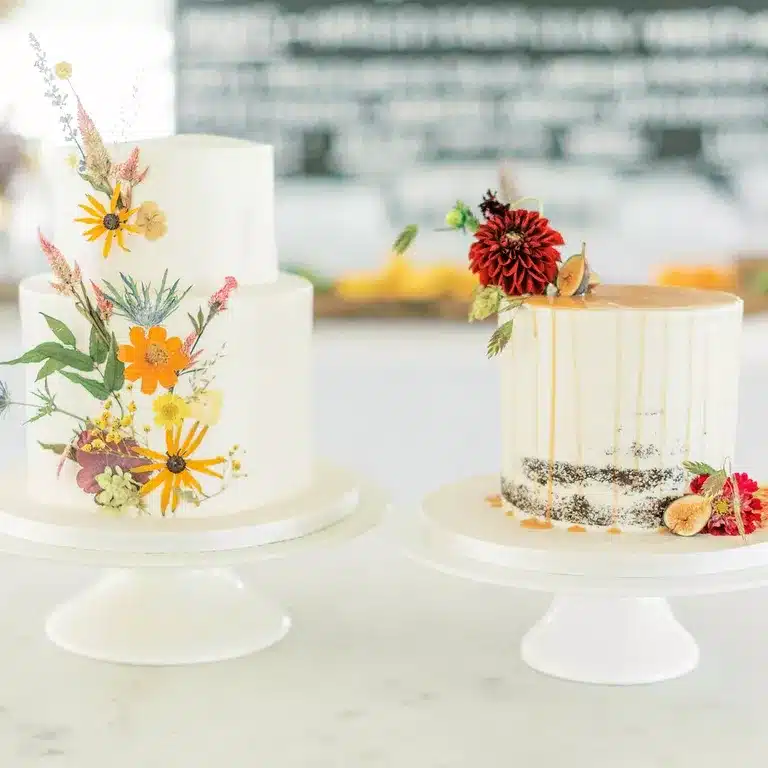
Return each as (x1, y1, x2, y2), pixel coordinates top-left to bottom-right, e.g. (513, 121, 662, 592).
(14, 135, 314, 518)
(499, 285, 743, 530)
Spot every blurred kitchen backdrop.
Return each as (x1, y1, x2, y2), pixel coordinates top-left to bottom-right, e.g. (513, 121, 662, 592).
(2, 0, 768, 314)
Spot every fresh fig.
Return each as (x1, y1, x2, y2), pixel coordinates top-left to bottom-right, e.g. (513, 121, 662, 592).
(663, 495, 712, 536)
(556, 244, 591, 297)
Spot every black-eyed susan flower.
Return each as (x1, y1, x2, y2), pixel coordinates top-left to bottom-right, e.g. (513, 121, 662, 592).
(132, 421, 226, 515)
(75, 182, 139, 258)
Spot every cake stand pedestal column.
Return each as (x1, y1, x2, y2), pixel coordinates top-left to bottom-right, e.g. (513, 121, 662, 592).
(520, 595, 698, 685)
(46, 568, 290, 666)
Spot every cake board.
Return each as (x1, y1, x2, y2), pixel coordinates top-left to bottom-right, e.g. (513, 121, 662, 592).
(398, 475, 768, 686)
(0, 465, 388, 666)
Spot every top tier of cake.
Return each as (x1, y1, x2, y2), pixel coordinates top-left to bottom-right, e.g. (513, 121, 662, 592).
(45, 135, 277, 289)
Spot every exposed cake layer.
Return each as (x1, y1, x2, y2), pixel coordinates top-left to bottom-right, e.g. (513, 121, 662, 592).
(500, 285, 743, 530)
(43, 135, 277, 288)
(19, 272, 313, 517)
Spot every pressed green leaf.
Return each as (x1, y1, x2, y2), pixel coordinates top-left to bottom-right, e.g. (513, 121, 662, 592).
(1, 341, 66, 365)
(38, 441, 75, 459)
(104, 334, 125, 393)
(197, 307, 205, 328)
(89, 326, 108, 364)
(47, 345, 94, 372)
(40, 313, 77, 347)
(681, 460, 717, 476)
(487, 320, 515, 358)
(36, 358, 65, 381)
(187, 312, 200, 334)
(60, 370, 110, 401)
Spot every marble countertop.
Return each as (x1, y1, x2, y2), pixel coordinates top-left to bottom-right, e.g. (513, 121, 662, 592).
(1, 305, 768, 766)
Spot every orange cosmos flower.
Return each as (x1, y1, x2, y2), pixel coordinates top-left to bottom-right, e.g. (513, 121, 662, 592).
(132, 421, 226, 515)
(118, 326, 190, 395)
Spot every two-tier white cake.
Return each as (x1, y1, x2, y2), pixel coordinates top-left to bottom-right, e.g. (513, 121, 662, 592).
(13, 135, 314, 518)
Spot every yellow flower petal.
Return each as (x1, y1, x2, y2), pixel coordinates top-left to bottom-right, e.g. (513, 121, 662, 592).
(110, 183, 121, 212)
(85, 194, 107, 215)
(102, 230, 114, 258)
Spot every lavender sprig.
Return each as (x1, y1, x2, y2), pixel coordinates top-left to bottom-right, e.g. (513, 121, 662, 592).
(28, 33, 84, 159)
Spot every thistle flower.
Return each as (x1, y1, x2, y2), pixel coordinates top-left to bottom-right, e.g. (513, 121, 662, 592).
(101, 270, 192, 328)
(208, 276, 238, 314)
(0, 380, 11, 418)
(38, 230, 80, 295)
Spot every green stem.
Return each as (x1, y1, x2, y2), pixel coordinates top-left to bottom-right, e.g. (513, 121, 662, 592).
(13, 400, 85, 423)
(509, 196, 543, 215)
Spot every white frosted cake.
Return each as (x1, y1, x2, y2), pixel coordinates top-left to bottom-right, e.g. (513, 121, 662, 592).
(422, 190, 757, 538)
(499, 286, 742, 530)
(5, 131, 313, 519)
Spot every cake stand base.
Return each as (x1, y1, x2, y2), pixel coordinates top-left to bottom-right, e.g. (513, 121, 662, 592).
(520, 595, 699, 685)
(46, 568, 291, 666)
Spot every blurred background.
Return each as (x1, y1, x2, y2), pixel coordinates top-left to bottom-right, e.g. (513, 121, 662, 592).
(1, 0, 768, 315)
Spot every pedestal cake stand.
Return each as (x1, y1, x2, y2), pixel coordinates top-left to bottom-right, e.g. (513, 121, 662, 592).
(399, 475, 768, 686)
(0, 463, 388, 666)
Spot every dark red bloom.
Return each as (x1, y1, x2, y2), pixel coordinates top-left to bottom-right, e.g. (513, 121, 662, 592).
(689, 471, 763, 536)
(468, 207, 564, 297)
(478, 190, 509, 220)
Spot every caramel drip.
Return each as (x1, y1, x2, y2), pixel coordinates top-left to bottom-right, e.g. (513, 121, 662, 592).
(521, 518, 554, 530)
(611, 314, 622, 526)
(572, 317, 583, 467)
(568, 525, 587, 533)
(546, 309, 558, 521)
(660, 316, 668, 462)
(635, 314, 646, 471)
(684, 316, 695, 461)
(525, 284, 740, 310)
(532, 312, 539, 454)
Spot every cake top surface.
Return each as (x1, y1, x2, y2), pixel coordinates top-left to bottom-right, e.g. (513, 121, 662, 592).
(525, 284, 742, 311)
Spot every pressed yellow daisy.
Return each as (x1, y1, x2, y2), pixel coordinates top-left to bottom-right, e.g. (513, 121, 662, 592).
(132, 421, 226, 515)
(152, 393, 189, 428)
(74, 182, 139, 258)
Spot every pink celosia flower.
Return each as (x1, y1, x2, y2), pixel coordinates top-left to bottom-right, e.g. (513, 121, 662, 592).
(90, 281, 114, 322)
(181, 331, 203, 367)
(38, 230, 77, 295)
(208, 276, 238, 313)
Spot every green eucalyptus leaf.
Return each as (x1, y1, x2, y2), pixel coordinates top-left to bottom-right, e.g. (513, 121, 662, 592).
(60, 371, 110, 401)
(40, 313, 77, 347)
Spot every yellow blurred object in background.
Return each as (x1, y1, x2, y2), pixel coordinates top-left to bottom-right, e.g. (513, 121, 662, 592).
(655, 265, 736, 292)
(334, 250, 476, 303)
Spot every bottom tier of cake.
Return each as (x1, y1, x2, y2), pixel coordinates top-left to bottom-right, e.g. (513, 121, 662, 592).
(17, 272, 313, 519)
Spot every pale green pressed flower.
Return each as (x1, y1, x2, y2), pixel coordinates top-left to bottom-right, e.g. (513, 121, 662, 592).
(94, 465, 141, 513)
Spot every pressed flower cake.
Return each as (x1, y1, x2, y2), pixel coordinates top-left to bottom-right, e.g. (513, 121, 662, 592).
(1, 54, 314, 519)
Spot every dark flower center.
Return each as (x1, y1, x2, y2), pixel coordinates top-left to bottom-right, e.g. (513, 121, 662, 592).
(166, 454, 187, 474)
(103, 212, 121, 230)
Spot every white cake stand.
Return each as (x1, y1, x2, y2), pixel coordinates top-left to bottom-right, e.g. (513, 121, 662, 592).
(398, 475, 768, 686)
(0, 469, 387, 666)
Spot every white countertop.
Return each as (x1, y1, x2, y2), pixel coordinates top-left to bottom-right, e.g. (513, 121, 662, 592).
(1, 305, 768, 766)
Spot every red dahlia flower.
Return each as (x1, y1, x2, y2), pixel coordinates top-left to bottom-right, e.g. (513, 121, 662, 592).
(468, 206, 564, 297)
(690, 471, 763, 536)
